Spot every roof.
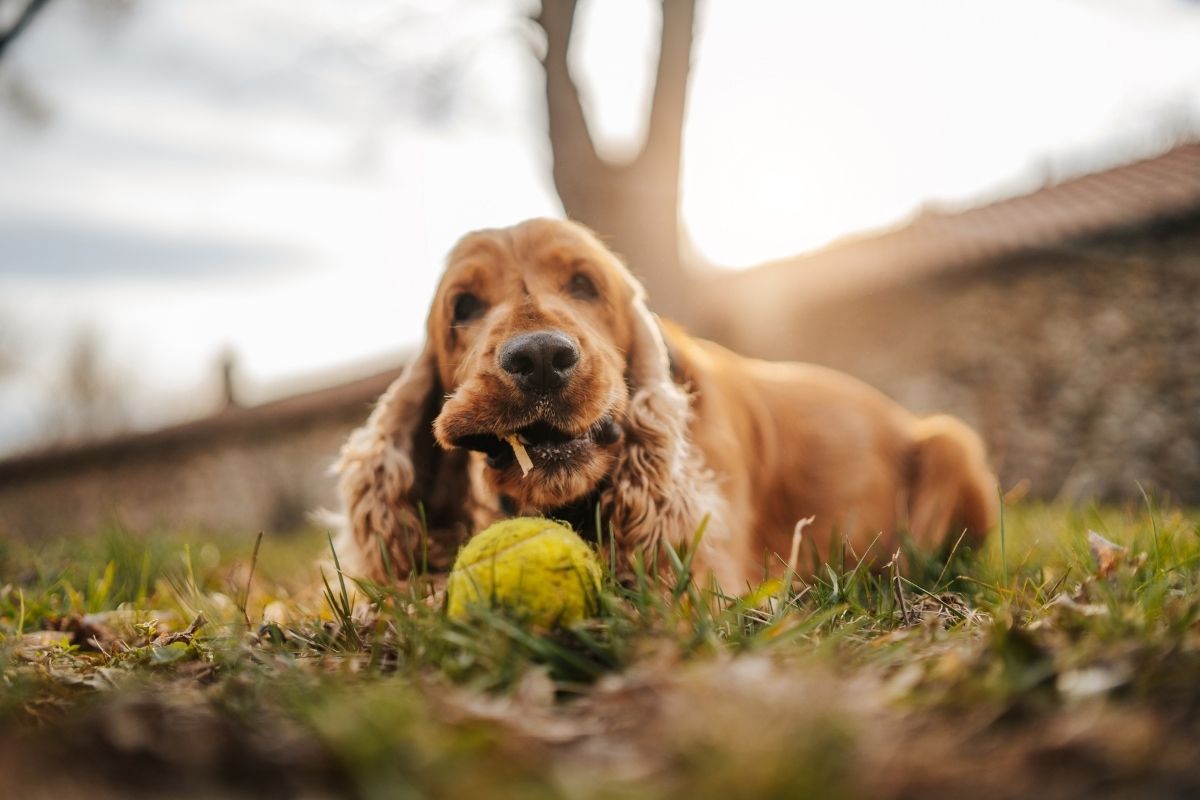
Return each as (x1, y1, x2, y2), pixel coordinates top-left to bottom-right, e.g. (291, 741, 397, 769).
(716, 141, 1200, 305)
(0, 366, 402, 486)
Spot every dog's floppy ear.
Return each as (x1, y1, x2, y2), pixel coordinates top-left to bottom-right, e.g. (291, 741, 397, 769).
(624, 289, 674, 388)
(601, 284, 733, 585)
(334, 340, 473, 582)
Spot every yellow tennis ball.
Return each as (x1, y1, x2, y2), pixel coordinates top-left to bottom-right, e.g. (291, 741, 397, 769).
(446, 517, 602, 627)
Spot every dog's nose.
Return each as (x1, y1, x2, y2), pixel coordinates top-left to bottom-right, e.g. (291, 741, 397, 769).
(499, 330, 580, 392)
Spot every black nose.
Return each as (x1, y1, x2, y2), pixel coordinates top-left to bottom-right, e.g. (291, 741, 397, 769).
(499, 330, 580, 392)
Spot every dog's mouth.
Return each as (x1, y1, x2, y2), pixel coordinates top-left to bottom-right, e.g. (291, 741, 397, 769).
(452, 414, 623, 472)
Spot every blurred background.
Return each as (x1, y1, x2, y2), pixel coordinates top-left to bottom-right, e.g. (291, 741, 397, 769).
(2, 0, 1199, 539)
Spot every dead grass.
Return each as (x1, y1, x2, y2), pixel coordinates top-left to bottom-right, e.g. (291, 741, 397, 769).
(2, 500, 1200, 798)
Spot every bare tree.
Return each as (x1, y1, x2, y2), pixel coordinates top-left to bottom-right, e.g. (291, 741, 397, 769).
(44, 328, 132, 444)
(535, 0, 697, 323)
(0, 0, 52, 63)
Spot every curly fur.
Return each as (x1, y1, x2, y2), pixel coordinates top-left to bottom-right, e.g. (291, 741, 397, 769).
(600, 381, 736, 587)
(334, 375, 424, 580)
(334, 345, 473, 579)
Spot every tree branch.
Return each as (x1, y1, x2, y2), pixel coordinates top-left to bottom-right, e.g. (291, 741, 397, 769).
(640, 0, 695, 169)
(535, 0, 606, 214)
(0, 0, 53, 63)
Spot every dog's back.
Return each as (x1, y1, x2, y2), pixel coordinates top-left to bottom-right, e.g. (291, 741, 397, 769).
(665, 327, 997, 579)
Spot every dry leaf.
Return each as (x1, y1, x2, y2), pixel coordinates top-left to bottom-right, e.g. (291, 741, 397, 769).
(1088, 530, 1128, 578)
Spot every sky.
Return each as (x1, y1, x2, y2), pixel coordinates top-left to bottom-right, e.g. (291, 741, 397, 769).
(1, 0, 1199, 454)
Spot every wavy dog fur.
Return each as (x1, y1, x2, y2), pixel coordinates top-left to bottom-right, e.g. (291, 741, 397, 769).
(335, 218, 997, 590)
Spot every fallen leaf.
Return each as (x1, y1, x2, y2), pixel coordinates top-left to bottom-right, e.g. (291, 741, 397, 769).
(12, 630, 71, 658)
(1056, 663, 1132, 701)
(1088, 530, 1128, 578)
(1049, 594, 1109, 617)
(149, 641, 191, 665)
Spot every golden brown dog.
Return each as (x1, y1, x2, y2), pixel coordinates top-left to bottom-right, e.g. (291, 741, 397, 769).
(335, 218, 997, 590)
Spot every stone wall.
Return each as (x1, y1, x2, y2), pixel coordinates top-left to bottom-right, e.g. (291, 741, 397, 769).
(723, 213, 1200, 503)
(0, 371, 399, 539)
(0, 419, 355, 539)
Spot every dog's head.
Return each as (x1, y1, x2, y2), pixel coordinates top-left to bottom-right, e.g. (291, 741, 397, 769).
(429, 218, 656, 509)
(336, 218, 685, 578)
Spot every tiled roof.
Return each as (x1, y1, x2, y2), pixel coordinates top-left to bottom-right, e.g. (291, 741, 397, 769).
(720, 141, 1200, 304)
(0, 366, 402, 485)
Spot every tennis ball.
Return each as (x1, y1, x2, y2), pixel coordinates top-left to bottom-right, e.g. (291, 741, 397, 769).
(446, 517, 602, 627)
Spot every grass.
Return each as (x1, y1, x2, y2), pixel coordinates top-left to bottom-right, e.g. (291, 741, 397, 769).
(2, 502, 1200, 798)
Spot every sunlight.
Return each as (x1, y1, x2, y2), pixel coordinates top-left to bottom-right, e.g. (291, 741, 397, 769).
(680, 0, 1200, 267)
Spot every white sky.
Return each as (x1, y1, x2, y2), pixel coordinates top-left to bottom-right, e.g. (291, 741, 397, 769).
(1, 0, 1199, 453)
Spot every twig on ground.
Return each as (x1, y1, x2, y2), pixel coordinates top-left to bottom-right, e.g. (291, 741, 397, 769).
(153, 613, 207, 647)
(240, 531, 265, 627)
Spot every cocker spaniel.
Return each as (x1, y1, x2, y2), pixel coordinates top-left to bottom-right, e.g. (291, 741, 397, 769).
(335, 218, 997, 590)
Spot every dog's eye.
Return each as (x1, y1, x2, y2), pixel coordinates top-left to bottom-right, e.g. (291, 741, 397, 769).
(567, 272, 598, 301)
(452, 292, 485, 324)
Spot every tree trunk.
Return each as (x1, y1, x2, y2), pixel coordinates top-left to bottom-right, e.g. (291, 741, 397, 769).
(536, 0, 696, 324)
